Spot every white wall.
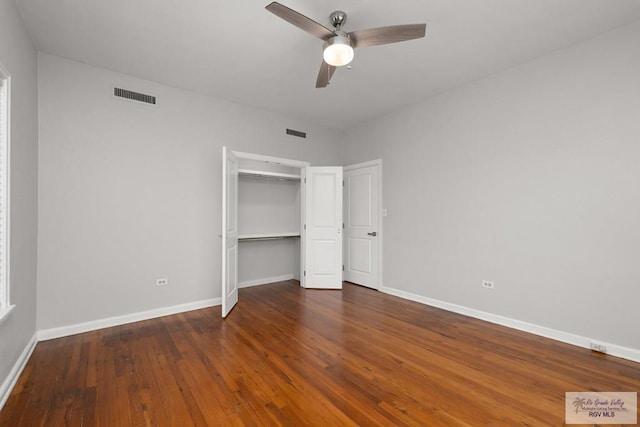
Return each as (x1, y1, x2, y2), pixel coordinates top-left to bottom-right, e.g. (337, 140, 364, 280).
(0, 0, 39, 398)
(344, 21, 640, 352)
(37, 53, 343, 331)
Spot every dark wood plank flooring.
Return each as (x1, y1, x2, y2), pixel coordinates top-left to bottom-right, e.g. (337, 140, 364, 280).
(1, 281, 638, 426)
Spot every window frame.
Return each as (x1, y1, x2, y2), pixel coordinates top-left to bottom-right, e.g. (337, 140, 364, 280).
(0, 61, 11, 323)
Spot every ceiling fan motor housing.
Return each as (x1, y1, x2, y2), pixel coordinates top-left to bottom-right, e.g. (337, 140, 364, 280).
(323, 30, 352, 50)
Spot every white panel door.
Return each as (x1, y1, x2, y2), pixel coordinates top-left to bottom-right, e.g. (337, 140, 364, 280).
(303, 167, 343, 289)
(221, 147, 239, 317)
(344, 162, 380, 289)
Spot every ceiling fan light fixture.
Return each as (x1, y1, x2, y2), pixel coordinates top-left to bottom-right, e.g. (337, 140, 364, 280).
(323, 35, 354, 67)
(265, 2, 426, 87)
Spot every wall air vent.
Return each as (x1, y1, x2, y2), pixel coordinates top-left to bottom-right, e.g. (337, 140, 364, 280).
(286, 128, 307, 139)
(114, 87, 156, 105)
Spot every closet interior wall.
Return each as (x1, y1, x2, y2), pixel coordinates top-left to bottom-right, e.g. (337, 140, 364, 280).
(237, 158, 302, 287)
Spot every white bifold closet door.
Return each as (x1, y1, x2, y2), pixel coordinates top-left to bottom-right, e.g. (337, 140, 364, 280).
(302, 167, 343, 289)
(221, 147, 239, 317)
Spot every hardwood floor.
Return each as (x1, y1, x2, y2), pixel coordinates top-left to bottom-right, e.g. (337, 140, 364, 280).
(1, 281, 638, 426)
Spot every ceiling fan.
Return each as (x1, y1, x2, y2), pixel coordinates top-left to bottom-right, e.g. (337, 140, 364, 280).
(265, 2, 426, 88)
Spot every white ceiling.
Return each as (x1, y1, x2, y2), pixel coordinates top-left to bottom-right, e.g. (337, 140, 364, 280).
(16, 0, 640, 130)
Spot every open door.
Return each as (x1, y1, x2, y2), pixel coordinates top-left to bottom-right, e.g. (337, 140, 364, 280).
(302, 167, 343, 289)
(221, 147, 239, 317)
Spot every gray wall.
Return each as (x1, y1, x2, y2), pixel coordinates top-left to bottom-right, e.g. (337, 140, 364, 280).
(36, 54, 343, 331)
(0, 0, 39, 387)
(343, 21, 640, 351)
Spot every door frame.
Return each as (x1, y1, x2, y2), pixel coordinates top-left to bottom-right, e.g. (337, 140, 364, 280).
(221, 148, 310, 317)
(344, 159, 383, 290)
(233, 149, 309, 290)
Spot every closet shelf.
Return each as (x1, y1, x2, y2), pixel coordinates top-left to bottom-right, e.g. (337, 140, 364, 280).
(238, 232, 301, 242)
(239, 169, 301, 181)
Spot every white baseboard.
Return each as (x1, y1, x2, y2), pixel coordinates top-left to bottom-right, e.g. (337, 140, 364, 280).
(239, 274, 294, 289)
(380, 286, 640, 364)
(38, 298, 221, 341)
(0, 332, 37, 411)
(37, 275, 297, 341)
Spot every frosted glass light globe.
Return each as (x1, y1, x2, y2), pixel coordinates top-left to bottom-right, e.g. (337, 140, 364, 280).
(323, 36, 354, 67)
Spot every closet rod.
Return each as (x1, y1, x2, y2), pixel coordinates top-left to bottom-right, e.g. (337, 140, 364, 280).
(239, 236, 296, 242)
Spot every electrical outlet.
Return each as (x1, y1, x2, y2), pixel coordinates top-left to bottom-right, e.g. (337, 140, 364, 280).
(482, 280, 495, 289)
(590, 342, 607, 354)
(156, 278, 169, 287)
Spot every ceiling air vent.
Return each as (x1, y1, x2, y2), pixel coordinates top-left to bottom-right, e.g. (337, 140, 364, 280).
(114, 87, 156, 105)
(286, 128, 306, 139)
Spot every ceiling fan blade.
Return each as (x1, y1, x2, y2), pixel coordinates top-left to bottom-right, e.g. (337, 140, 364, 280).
(266, 2, 335, 40)
(316, 61, 336, 88)
(349, 24, 426, 48)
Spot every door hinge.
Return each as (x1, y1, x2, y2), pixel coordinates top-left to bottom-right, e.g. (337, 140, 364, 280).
(304, 178, 307, 184)
(342, 265, 344, 271)
(343, 222, 345, 229)
(304, 224, 306, 230)
(304, 270, 306, 277)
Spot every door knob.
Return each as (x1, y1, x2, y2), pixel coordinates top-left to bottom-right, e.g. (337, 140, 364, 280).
(367, 231, 377, 236)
